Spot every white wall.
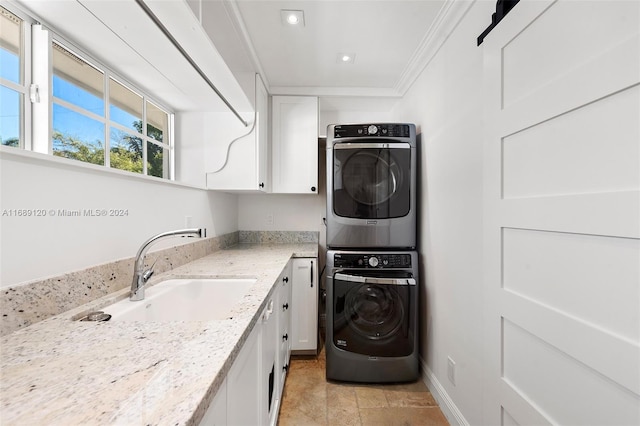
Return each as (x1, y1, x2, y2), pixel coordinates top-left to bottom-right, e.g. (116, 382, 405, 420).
(0, 150, 238, 288)
(238, 194, 324, 232)
(391, 1, 492, 424)
(319, 99, 396, 137)
(392, 1, 640, 425)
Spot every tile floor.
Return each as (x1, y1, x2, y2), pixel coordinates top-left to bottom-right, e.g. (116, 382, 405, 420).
(277, 344, 450, 426)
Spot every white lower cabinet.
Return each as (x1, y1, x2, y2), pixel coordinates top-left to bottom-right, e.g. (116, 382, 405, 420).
(200, 261, 293, 426)
(276, 262, 292, 393)
(261, 297, 278, 426)
(291, 258, 318, 354)
(198, 378, 227, 425)
(226, 322, 262, 426)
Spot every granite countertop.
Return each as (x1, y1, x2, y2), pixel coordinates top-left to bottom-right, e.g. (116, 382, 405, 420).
(0, 243, 317, 425)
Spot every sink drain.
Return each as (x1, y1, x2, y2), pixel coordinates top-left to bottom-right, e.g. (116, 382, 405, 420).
(80, 311, 112, 322)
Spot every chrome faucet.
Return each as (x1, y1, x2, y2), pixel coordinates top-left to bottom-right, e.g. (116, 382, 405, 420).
(130, 228, 206, 301)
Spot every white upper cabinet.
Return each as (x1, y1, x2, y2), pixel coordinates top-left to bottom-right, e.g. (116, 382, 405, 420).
(206, 74, 269, 192)
(271, 96, 319, 194)
(23, 0, 251, 113)
(256, 76, 270, 191)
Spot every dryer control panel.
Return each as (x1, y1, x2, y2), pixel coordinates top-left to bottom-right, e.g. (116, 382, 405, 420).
(333, 124, 411, 138)
(333, 253, 412, 268)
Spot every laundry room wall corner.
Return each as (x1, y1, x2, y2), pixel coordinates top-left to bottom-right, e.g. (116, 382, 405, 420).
(391, 0, 493, 424)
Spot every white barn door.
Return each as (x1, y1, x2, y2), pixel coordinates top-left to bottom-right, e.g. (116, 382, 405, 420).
(482, 1, 640, 424)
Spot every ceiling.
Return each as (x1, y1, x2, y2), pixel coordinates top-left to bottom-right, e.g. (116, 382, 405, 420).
(200, 0, 448, 105)
(17, 0, 454, 116)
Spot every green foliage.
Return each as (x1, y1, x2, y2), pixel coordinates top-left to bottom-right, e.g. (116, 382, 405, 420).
(52, 131, 104, 165)
(52, 120, 165, 177)
(147, 142, 164, 178)
(2, 137, 20, 147)
(110, 128, 143, 173)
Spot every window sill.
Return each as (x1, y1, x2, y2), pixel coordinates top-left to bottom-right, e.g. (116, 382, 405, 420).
(0, 145, 205, 190)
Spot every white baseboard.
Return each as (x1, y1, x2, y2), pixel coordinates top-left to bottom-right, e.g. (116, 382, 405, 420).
(420, 356, 469, 426)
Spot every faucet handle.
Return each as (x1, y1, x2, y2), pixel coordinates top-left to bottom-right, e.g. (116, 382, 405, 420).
(142, 268, 154, 282)
(142, 257, 158, 282)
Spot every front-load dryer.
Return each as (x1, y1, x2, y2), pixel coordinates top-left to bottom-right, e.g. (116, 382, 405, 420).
(326, 123, 417, 249)
(326, 250, 419, 383)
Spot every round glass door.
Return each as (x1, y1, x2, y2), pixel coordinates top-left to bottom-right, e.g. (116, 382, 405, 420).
(342, 151, 401, 205)
(344, 284, 404, 340)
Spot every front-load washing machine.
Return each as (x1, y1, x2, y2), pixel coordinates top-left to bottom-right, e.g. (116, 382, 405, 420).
(326, 250, 419, 383)
(326, 123, 417, 249)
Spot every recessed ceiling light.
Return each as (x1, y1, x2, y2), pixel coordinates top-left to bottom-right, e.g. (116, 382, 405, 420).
(281, 10, 304, 27)
(337, 53, 356, 64)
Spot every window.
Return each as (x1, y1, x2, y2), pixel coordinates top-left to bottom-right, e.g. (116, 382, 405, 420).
(0, 6, 27, 148)
(52, 43, 105, 165)
(0, 4, 174, 180)
(52, 42, 172, 178)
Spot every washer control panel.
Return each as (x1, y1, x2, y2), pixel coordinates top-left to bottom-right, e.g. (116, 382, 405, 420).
(333, 124, 411, 138)
(333, 253, 412, 268)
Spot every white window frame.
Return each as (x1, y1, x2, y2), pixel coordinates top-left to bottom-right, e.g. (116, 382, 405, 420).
(0, 4, 32, 149)
(3, 2, 175, 181)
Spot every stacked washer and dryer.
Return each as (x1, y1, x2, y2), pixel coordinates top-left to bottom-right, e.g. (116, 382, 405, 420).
(325, 123, 419, 383)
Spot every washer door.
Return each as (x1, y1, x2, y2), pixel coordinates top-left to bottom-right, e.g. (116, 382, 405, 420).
(343, 151, 399, 206)
(332, 142, 411, 219)
(344, 283, 404, 340)
(333, 272, 415, 357)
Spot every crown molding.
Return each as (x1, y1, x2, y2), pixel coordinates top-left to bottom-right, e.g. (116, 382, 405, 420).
(269, 86, 402, 98)
(226, 0, 476, 99)
(394, 0, 477, 95)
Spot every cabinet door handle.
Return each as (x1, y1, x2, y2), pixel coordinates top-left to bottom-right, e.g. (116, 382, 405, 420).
(282, 303, 289, 311)
(310, 260, 314, 288)
(311, 186, 316, 192)
(283, 333, 288, 341)
(283, 276, 289, 283)
(283, 364, 289, 372)
(259, 182, 265, 188)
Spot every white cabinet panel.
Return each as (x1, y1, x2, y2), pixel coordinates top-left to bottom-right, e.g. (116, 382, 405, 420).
(207, 74, 269, 192)
(271, 96, 318, 194)
(199, 379, 227, 425)
(255, 74, 269, 191)
(218, 261, 294, 426)
(226, 322, 261, 425)
(205, 261, 296, 426)
(261, 298, 278, 426)
(277, 262, 292, 389)
(291, 258, 318, 353)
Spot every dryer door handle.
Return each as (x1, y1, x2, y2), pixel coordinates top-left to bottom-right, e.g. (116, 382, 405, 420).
(334, 273, 416, 286)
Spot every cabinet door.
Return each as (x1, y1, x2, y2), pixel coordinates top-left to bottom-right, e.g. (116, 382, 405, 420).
(271, 96, 318, 194)
(260, 299, 278, 426)
(255, 74, 269, 191)
(206, 73, 268, 192)
(277, 262, 292, 390)
(199, 379, 227, 425)
(291, 258, 318, 353)
(227, 322, 261, 425)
